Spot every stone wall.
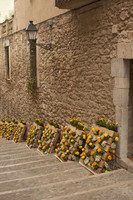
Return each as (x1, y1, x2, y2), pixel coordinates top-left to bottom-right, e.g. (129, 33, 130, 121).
(0, 0, 133, 127)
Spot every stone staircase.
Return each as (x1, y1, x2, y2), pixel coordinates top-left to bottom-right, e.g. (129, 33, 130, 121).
(0, 138, 133, 200)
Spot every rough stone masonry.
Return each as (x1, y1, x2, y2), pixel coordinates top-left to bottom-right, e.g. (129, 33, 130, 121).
(0, 0, 133, 129)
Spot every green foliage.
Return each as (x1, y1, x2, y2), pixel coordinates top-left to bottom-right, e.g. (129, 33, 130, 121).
(20, 119, 26, 125)
(49, 121, 60, 128)
(35, 119, 43, 127)
(12, 119, 18, 124)
(70, 119, 85, 131)
(96, 118, 118, 132)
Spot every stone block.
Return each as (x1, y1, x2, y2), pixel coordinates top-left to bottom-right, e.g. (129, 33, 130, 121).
(112, 25, 118, 34)
(113, 88, 129, 106)
(111, 58, 130, 78)
(114, 77, 129, 89)
(117, 42, 133, 58)
(3, 40, 9, 47)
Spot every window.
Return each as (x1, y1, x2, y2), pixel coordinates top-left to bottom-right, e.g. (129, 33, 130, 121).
(5, 46, 10, 80)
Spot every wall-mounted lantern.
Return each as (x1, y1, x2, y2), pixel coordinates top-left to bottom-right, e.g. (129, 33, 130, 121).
(26, 21, 38, 40)
(26, 20, 52, 50)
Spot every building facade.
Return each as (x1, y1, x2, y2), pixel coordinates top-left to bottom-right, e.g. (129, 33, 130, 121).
(0, 0, 133, 169)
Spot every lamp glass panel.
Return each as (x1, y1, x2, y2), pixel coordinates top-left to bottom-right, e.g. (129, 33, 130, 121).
(28, 31, 37, 40)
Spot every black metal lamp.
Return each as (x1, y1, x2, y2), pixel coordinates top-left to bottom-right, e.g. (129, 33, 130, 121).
(26, 21, 38, 40)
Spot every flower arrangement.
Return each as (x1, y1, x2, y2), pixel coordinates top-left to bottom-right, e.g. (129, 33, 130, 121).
(13, 124, 23, 143)
(70, 119, 85, 131)
(38, 126, 57, 153)
(96, 118, 118, 132)
(56, 126, 80, 161)
(0, 122, 8, 138)
(56, 125, 87, 162)
(5, 122, 14, 140)
(80, 124, 119, 173)
(26, 124, 39, 148)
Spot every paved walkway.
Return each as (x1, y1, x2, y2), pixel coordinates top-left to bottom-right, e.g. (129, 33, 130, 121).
(0, 138, 133, 200)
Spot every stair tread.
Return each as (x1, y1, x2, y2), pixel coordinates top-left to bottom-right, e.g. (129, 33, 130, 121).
(0, 171, 132, 200)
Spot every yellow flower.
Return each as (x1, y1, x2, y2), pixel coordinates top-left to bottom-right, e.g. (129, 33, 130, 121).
(75, 151, 79, 155)
(83, 134, 86, 139)
(88, 135, 92, 139)
(61, 146, 64, 150)
(82, 148, 85, 152)
(83, 127, 85, 130)
(79, 146, 82, 149)
(61, 154, 65, 158)
(38, 140, 41, 143)
(115, 137, 119, 142)
(65, 135, 68, 138)
(104, 133, 108, 137)
(64, 126, 67, 129)
(62, 139, 65, 143)
(92, 128, 95, 131)
(66, 150, 69, 153)
(88, 163, 91, 166)
(105, 170, 109, 172)
(81, 156, 85, 160)
(89, 142, 92, 146)
(55, 148, 58, 152)
(100, 118, 104, 121)
(71, 139, 74, 143)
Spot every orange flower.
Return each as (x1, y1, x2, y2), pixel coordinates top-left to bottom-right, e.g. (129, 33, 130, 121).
(112, 150, 116, 154)
(70, 131, 74, 134)
(62, 132, 65, 136)
(85, 150, 88, 154)
(95, 128, 99, 132)
(45, 144, 47, 147)
(108, 155, 112, 160)
(65, 142, 68, 146)
(66, 128, 69, 131)
(69, 135, 72, 139)
(87, 133, 90, 137)
(93, 162, 97, 166)
(97, 148, 101, 153)
(97, 138, 101, 143)
(90, 151, 94, 156)
(86, 140, 90, 144)
(62, 139, 65, 143)
(57, 143, 59, 146)
(80, 153, 83, 157)
(99, 131, 102, 135)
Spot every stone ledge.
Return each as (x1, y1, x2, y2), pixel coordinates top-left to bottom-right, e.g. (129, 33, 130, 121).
(55, 0, 99, 9)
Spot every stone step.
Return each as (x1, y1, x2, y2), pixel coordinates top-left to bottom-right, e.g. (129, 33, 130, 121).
(0, 167, 91, 193)
(0, 156, 60, 173)
(0, 162, 82, 182)
(0, 148, 32, 156)
(49, 180, 133, 200)
(0, 145, 29, 153)
(0, 143, 27, 151)
(0, 151, 41, 160)
(0, 169, 132, 200)
(0, 155, 47, 166)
